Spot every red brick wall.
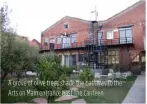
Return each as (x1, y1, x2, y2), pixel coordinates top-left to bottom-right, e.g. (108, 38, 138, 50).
(41, 17, 90, 50)
(29, 39, 40, 48)
(102, 1, 145, 51)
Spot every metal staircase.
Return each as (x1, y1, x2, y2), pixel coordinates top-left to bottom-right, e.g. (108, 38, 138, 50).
(84, 21, 108, 74)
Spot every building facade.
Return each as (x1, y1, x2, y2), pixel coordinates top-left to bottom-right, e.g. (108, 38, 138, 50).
(40, 0, 145, 73)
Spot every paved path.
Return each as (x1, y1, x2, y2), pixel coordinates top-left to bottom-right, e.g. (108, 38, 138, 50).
(122, 74, 145, 104)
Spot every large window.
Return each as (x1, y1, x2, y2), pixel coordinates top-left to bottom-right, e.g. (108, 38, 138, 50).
(56, 37, 62, 44)
(107, 30, 113, 39)
(44, 38, 48, 45)
(71, 34, 76, 43)
(119, 27, 133, 44)
(69, 55, 76, 66)
(62, 37, 70, 48)
(64, 55, 69, 66)
(108, 50, 119, 65)
(98, 31, 103, 45)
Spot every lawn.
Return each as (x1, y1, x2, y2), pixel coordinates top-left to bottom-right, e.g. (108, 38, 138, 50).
(1, 76, 137, 103)
(56, 76, 137, 103)
(79, 77, 136, 103)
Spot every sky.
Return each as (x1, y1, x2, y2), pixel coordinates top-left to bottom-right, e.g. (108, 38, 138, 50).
(0, 0, 141, 42)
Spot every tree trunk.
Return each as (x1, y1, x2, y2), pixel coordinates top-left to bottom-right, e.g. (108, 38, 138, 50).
(1, 73, 8, 85)
(17, 74, 21, 81)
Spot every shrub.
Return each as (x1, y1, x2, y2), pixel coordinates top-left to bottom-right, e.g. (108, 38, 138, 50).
(79, 66, 94, 82)
(62, 66, 74, 77)
(35, 52, 68, 103)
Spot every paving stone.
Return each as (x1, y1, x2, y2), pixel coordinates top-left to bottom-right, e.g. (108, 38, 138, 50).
(55, 95, 78, 101)
(32, 98, 47, 104)
(72, 99, 86, 104)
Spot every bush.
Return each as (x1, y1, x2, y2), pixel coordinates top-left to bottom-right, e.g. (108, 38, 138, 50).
(79, 67, 94, 82)
(63, 66, 74, 76)
(35, 52, 68, 103)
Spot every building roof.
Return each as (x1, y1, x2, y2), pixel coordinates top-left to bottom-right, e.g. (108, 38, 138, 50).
(43, 16, 104, 33)
(103, 0, 145, 24)
(29, 39, 40, 47)
(43, 16, 91, 33)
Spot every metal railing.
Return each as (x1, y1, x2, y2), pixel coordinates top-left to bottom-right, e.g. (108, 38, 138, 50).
(55, 42, 85, 49)
(40, 37, 133, 50)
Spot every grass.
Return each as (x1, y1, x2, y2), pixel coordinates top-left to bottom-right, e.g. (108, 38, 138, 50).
(1, 76, 137, 103)
(1, 78, 47, 103)
(76, 76, 137, 103)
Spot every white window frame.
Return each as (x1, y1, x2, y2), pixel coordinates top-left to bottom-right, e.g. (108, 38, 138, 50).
(71, 34, 77, 43)
(56, 37, 62, 44)
(44, 38, 48, 45)
(107, 30, 114, 39)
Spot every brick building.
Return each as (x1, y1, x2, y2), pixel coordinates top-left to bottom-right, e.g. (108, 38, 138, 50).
(29, 39, 40, 48)
(40, 0, 145, 73)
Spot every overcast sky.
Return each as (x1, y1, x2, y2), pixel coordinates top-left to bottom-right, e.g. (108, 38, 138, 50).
(0, 0, 140, 42)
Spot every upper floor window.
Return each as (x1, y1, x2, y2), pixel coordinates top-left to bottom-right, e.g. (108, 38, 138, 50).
(64, 23, 69, 29)
(71, 34, 76, 43)
(44, 38, 48, 45)
(56, 37, 62, 44)
(119, 26, 133, 44)
(50, 38, 55, 43)
(107, 30, 113, 39)
(98, 31, 103, 44)
(62, 37, 70, 48)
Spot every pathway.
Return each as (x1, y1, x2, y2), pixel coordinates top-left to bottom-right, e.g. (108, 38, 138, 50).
(122, 73, 145, 104)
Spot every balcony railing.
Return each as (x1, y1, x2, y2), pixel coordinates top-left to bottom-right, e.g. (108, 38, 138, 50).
(85, 37, 133, 46)
(40, 37, 133, 50)
(55, 42, 85, 49)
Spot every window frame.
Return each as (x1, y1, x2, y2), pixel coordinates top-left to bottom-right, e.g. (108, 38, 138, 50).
(44, 38, 48, 45)
(119, 26, 133, 44)
(64, 23, 69, 29)
(56, 37, 62, 44)
(107, 30, 114, 39)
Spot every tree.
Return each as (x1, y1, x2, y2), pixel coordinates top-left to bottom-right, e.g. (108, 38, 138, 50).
(1, 31, 16, 84)
(0, 3, 9, 32)
(35, 52, 68, 103)
(0, 3, 16, 84)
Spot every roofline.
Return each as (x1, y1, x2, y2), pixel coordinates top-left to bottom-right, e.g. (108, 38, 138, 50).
(32, 39, 40, 44)
(103, 0, 145, 24)
(43, 16, 91, 33)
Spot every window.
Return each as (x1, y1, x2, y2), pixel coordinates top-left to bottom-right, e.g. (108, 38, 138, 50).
(119, 27, 133, 44)
(62, 37, 70, 48)
(71, 34, 76, 43)
(44, 38, 48, 45)
(107, 31, 113, 39)
(132, 55, 139, 62)
(78, 54, 84, 62)
(98, 31, 103, 45)
(108, 50, 119, 64)
(142, 56, 145, 62)
(69, 55, 76, 66)
(64, 55, 69, 66)
(50, 38, 55, 43)
(64, 23, 69, 29)
(56, 37, 61, 44)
